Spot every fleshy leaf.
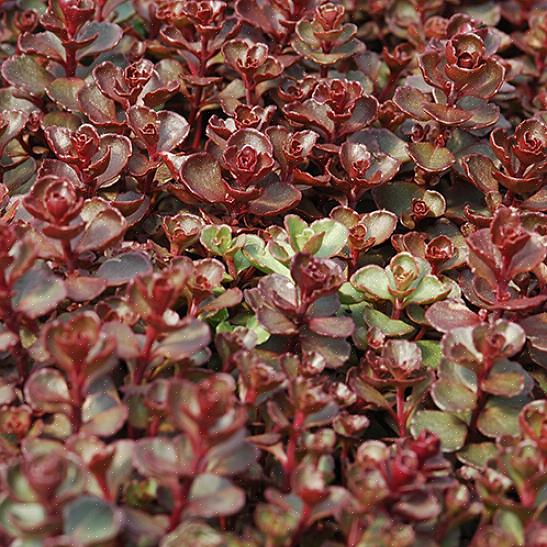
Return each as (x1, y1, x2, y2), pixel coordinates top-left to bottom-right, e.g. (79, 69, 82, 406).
(24, 368, 71, 414)
(481, 360, 526, 398)
(184, 474, 245, 518)
(12, 263, 66, 319)
(432, 361, 477, 412)
(456, 443, 497, 468)
(393, 86, 431, 121)
(78, 83, 118, 125)
(135, 437, 193, 478)
(81, 390, 128, 437)
(410, 410, 468, 452)
(409, 143, 456, 173)
(350, 376, 391, 410)
(364, 308, 415, 336)
(19, 31, 66, 62)
(477, 397, 523, 438)
(75, 203, 127, 254)
(308, 316, 354, 338)
(76, 22, 124, 60)
(1, 55, 54, 96)
(350, 265, 392, 301)
(426, 300, 481, 332)
(301, 331, 351, 368)
(423, 103, 473, 125)
(47, 78, 86, 112)
(161, 521, 224, 547)
(178, 153, 228, 203)
(63, 496, 123, 546)
(154, 320, 211, 360)
(96, 252, 153, 287)
(157, 111, 190, 153)
(249, 180, 302, 216)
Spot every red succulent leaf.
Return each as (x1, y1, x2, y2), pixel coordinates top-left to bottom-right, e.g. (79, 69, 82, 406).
(223, 128, 274, 186)
(24, 175, 83, 225)
(127, 105, 189, 156)
(178, 153, 229, 203)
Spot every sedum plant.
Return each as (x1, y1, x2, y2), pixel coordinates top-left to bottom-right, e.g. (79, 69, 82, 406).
(0, 0, 544, 545)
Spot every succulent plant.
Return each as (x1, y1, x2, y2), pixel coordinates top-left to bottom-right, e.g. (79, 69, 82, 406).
(0, 0, 544, 545)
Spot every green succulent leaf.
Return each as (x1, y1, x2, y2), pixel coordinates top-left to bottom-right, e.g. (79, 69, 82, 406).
(350, 265, 392, 301)
(456, 442, 497, 468)
(200, 224, 233, 255)
(481, 360, 526, 398)
(350, 376, 391, 410)
(63, 496, 123, 546)
(363, 308, 415, 336)
(404, 275, 449, 305)
(432, 361, 477, 412)
(410, 410, 468, 452)
(477, 397, 525, 438)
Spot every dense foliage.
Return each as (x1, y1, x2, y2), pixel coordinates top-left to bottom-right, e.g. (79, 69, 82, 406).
(0, 0, 545, 545)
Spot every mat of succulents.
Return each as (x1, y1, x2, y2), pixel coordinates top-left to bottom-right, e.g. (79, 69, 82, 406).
(0, 0, 545, 546)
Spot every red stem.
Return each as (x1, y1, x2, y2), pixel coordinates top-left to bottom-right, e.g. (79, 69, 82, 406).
(69, 371, 83, 432)
(347, 518, 362, 547)
(396, 384, 407, 437)
(225, 255, 237, 280)
(134, 325, 157, 384)
(64, 40, 78, 77)
(148, 415, 161, 436)
(97, 0, 105, 20)
(191, 112, 204, 150)
(391, 299, 402, 320)
(283, 410, 305, 491)
(62, 239, 76, 273)
(243, 75, 256, 105)
(95, 472, 113, 502)
(10, 341, 27, 382)
(349, 248, 359, 273)
(414, 325, 426, 341)
(1, 307, 28, 382)
(378, 69, 401, 102)
(168, 478, 191, 532)
(468, 357, 492, 438)
(290, 503, 311, 547)
(168, 445, 206, 531)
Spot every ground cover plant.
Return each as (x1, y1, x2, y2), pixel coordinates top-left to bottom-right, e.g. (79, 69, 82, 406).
(0, 0, 545, 545)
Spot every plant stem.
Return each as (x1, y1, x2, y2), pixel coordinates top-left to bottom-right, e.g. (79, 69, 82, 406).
(64, 40, 78, 77)
(2, 311, 28, 382)
(243, 75, 256, 105)
(396, 384, 407, 437)
(134, 325, 157, 384)
(391, 299, 402, 320)
(283, 410, 304, 491)
(347, 518, 362, 547)
(69, 371, 83, 432)
(10, 341, 27, 381)
(290, 503, 311, 547)
(168, 447, 205, 531)
(225, 255, 237, 280)
(468, 358, 491, 440)
(378, 69, 401, 102)
(62, 240, 76, 273)
(168, 478, 191, 532)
